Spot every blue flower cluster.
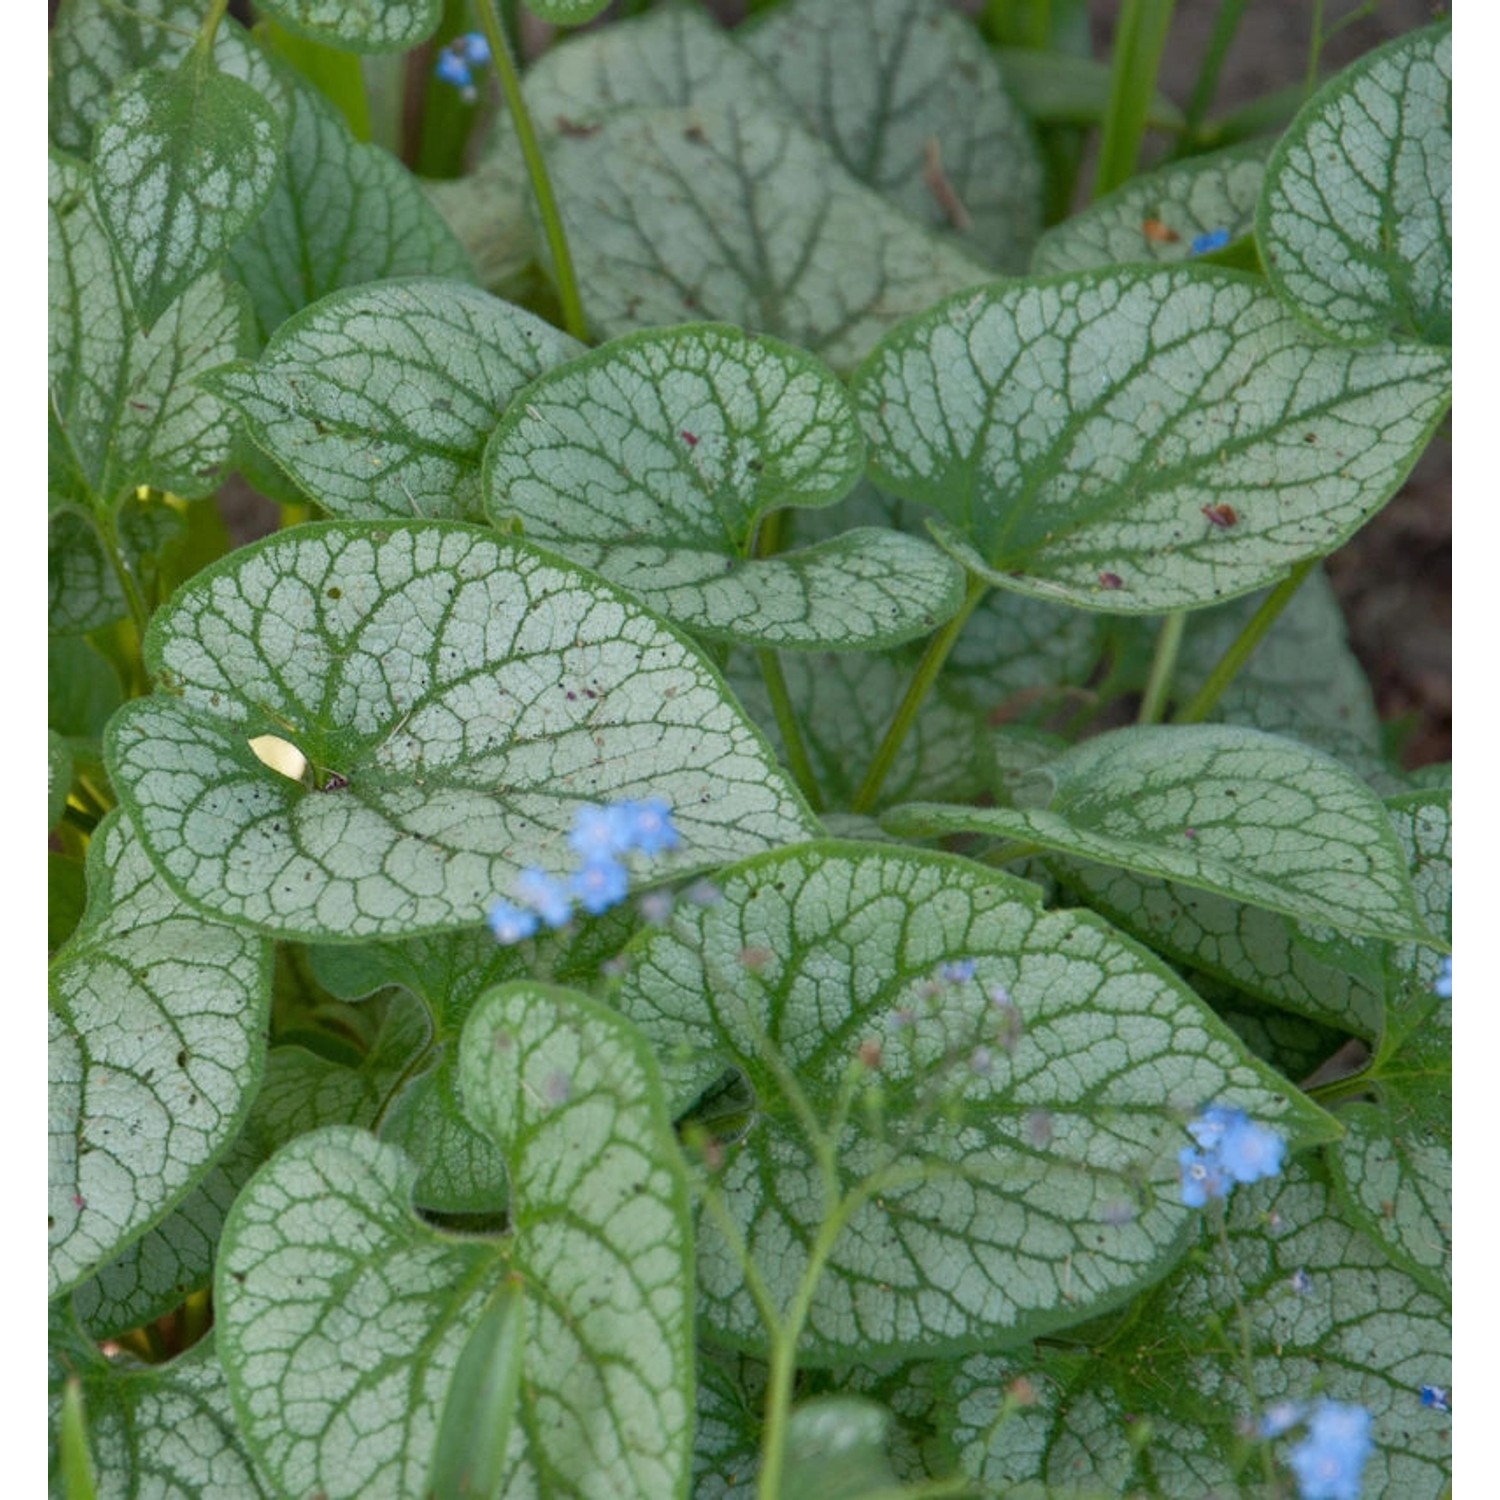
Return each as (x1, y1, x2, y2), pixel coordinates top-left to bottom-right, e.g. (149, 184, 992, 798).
(434, 32, 492, 103)
(1286, 1402, 1373, 1500)
(487, 798, 680, 944)
(1190, 227, 1231, 255)
(1177, 1104, 1286, 1207)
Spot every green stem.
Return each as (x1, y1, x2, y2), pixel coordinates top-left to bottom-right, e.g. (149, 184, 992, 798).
(1173, 560, 1316, 724)
(850, 575, 987, 815)
(1092, 0, 1178, 199)
(1211, 1204, 1277, 1487)
(191, 0, 228, 58)
(92, 508, 152, 684)
(1178, 0, 1247, 150)
(473, 0, 588, 343)
(1137, 610, 1185, 725)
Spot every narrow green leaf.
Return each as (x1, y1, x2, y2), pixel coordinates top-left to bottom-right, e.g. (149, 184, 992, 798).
(1033, 139, 1269, 274)
(50, 635, 124, 740)
(1258, 23, 1451, 345)
(226, 80, 474, 338)
(943, 1161, 1450, 1497)
(48, 1337, 272, 1499)
(428, 1275, 526, 1500)
(251, 0, 441, 52)
(49, 812, 272, 1298)
(106, 521, 816, 940)
(59, 1378, 99, 1500)
(484, 324, 964, 648)
(743, 0, 1043, 269)
(50, 854, 90, 955)
(613, 841, 1335, 1361)
(216, 981, 695, 1498)
(993, 47, 1183, 129)
(50, 152, 251, 513)
(885, 725, 1432, 941)
(547, 104, 992, 372)
(205, 279, 583, 521)
(853, 268, 1450, 612)
(91, 56, 285, 327)
(50, 731, 74, 831)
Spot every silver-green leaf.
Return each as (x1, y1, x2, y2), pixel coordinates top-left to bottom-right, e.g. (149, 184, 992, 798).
(743, 0, 1043, 269)
(106, 521, 816, 941)
(1258, 23, 1451, 345)
(91, 56, 284, 327)
(612, 840, 1335, 1361)
(484, 323, 963, 648)
(49, 811, 271, 1298)
(547, 103, 992, 372)
(852, 267, 1450, 612)
(884, 725, 1433, 941)
(226, 80, 473, 337)
(251, 0, 440, 52)
(205, 279, 583, 521)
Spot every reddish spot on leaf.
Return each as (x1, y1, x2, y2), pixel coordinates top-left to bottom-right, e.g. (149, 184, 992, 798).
(1184, 827, 1197, 839)
(680, 430, 699, 447)
(555, 116, 600, 138)
(1142, 217, 1179, 243)
(1099, 571, 1124, 590)
(73, 1193, 86, 1210)
(1201, 502, 1238, 528)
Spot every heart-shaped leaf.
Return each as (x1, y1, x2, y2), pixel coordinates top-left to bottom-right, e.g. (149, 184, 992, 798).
(743, 0, 1043, 270)
(1258, 23, 1451, 345)
(1033, 139, 1270, 275)
(852, 267, 1451, 612)
(611, 840, 1335, 1362)
(50, 151, 251, 514)
(106, 521, 816, 940)
(251, 0, 440, 52)
(547, 103, 991, 372)
(942, 1160, 1450, 1497)
(48, 499, 187, 635)
(484, 323, 964, 648)
(49, 811, 271, 1298)
(216, 980, 695, 1499)
(91, 55, 284, 326)
(226, 79, 473, 337)
(524, 0, 612, 24)
(885, 725, 1432, 941)
(205, 279, 583, 521)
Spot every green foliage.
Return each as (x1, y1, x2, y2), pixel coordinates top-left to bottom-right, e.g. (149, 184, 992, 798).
(48, 3, 1450, 1496)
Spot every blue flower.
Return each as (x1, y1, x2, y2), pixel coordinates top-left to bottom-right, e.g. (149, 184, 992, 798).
(569, 803, 635, 862)
(487, 899, 538, 945)
(1434, 956, 1452, 998)
(938, 958, 978, 984)
(1419, 1383, 1450, 1413)
(1287, 1401, 1372, 1500)
(571, 857, 629, 915)
(434, 50, 472, 88)
(514, 867, 573, 929)
(455, 30, 491, 65)
(1260, 1400, 1306, 1438)
(1178, 1105, 1285, 1207)
(620, 797, 680, 855)
(1190, 228, 1231, 255)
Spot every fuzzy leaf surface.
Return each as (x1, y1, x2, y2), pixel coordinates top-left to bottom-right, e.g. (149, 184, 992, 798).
(743, 0, 1043, 269)
(612, 841, 1334, 1361)
(48, 812, 271, 1298)
(49, 152, 250, 513)
(207, 279, 582, 521)
(1033, 140, 1269, 274)
(91, 56, 284, 326)
(485, 324, 962, 648)
(547, 104, 991, 372)
(106, 522, 815, 941)
(216, 982, 694, 1499)
(886, 725, 1430, 941)
(852, 268, 1450, 612)
(226, 81, 473, 337)
(1259, 23, 1451, 344)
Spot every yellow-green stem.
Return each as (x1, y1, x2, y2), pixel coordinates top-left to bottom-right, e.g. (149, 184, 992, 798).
(1173, 559, 1316, 724)
(1093, 0, 1177, 199)
(850, 575, 987, 814)
(472, 0, 588, 343)
(1137, 609, 1185, 724)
